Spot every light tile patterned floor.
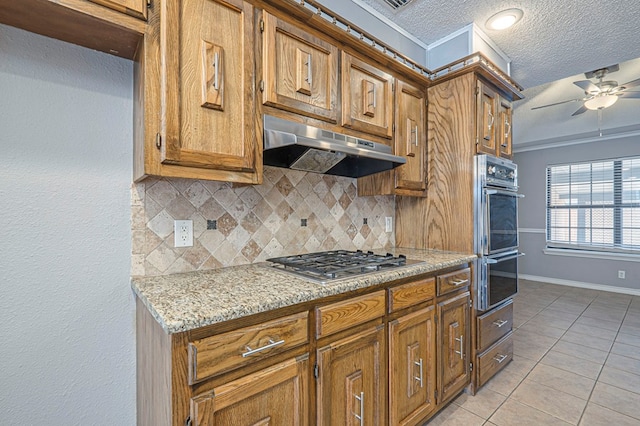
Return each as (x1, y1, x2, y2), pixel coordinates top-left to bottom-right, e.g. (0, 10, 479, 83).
(426, 280, 640, 425)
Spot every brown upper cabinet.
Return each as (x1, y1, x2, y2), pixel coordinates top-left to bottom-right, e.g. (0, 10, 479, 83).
(357, 78, 427, 198)
(341, 52, 394, 139)
(476, 80, 513, 159)
(88, 0, 147, 20)
(134, 0, 262, 184)
(262, 11, 339, 123)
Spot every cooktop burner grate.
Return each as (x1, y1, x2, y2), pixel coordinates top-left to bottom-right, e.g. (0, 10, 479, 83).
(266, 250, 422, 284)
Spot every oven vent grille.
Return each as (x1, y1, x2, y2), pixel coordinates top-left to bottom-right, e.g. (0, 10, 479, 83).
(381, 0, 414, 10)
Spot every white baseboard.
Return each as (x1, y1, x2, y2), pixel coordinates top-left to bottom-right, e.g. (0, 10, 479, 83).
(519, 274, 640, 296)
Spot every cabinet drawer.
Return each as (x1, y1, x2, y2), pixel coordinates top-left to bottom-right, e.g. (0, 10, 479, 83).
(316, 290, 385, 338)
(477, 333, 513, 388)
(437, 268, 471, 296)
(477, 300, 513, 352)
(388, 277, 435, 313)
(188, 312, 308, 384)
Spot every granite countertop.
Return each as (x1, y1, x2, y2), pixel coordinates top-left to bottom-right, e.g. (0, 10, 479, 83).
(131, 248, 477, 334)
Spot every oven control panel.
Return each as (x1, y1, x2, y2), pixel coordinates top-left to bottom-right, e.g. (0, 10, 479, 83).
(483, 156, 517, 189)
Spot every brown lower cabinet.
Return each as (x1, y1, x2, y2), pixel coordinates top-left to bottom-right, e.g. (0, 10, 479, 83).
(136, 265, 474, 426)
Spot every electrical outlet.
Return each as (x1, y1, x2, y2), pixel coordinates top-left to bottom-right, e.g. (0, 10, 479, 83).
(618, 270, 626, 279)
(385, 216, 393, 233)
(174, 220, 193, 247)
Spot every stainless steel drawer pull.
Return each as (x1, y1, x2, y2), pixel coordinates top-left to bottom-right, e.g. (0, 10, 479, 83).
(493, 319, 509, 328)
(451, 279, 468, 286)
(353, 392, 364, 425)
(494, 354, 508, 363)
(414, 358, 424, 388)
(241, 338, 285, 358)
(454, 335, 464, 359)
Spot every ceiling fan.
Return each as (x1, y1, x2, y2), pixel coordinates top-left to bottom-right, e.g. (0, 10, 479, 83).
(531, 64, 640, 116)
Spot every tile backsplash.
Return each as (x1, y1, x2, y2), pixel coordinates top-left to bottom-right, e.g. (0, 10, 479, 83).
(131, 166, 395, 276)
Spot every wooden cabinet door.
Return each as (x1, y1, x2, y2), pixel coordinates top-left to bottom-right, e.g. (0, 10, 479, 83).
(190, 356, 309, 425)
(88, 0, 147, 19)
(262, 12, 338, 122)
(160, 0, 259, 175)
(394, 80, 427, 195)
(317, 325, 385, 425)
(389, 306, 436, 426)
(341, 53, 393, 138)
(437, 292, 470, 404)
(497, 98, 513, 158)
(476, 81, 498, 156)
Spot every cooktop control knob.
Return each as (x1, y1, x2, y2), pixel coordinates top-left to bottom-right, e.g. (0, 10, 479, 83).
(487, 166, 496, 175)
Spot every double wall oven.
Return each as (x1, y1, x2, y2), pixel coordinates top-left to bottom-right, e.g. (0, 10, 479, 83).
(475, 155, 524, 312)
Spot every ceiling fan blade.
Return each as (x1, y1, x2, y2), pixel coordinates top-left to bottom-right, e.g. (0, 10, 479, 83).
(531, 98, 582, 110)
(618, 91, 640, 99)
(573, 80, 600, 94)
(618, 77, 640, 90)
(571, 105, 589, 116)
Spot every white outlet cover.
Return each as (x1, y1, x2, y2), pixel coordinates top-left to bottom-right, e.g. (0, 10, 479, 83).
(174, 220, 193, 247)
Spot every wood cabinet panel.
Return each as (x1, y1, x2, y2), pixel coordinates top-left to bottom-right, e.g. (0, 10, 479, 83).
(341, 53, 393, 138)
(317, 325, 385, 426)
(498, 98, 513, 158)
(315, 290, 385, 339)
(436, 267, 471, 296)
(477, 333, 512, 388)
(190, 355, 309, 425)
(476, 81, 498, 156)
(389, 306, 437, 426)
(388, 277, 435, 313)
(188, 312, 308, 383)
(394, 79, 427, 196)
(88, 0, 147, 19)
(160, 0, 259, 176)
(477, 300, 513, 352)
(437, 291, 470, 404)
(262, 12, 338, 122)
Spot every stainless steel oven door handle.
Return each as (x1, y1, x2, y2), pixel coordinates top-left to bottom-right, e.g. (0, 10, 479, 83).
(485, 189, 525, 198)
(486, 252, 525, 264)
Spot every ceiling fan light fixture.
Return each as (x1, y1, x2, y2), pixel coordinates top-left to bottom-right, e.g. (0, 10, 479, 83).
(486, 8, 523, 30)
(584, 94, 619, 110)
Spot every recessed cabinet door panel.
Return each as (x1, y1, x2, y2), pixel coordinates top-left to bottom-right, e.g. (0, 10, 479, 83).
(190, 356, 309, 425)
(476, 81, 497, 156)
(438, 292, 470, 404)
(342, 53, 393, 138)
(262, 12, 338, 122)
(88, 0, 147, 20)
(161, 0, 258, 173)
(317, 325, 385, 425)
(498, 98, 513, 158)
(389, 306, 436, 426)
(394, 80, 427, 194)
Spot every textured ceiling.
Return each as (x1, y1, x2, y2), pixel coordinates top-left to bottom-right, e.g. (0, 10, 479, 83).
(358, 0, 640, 89)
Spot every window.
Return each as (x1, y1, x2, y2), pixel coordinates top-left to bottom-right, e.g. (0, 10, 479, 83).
(546, 156, 640, 253)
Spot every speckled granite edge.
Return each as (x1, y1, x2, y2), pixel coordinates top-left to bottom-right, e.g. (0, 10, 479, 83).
(131, 248, 477, 334)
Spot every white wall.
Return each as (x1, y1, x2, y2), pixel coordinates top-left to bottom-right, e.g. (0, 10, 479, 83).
(0, 24, 135, 424)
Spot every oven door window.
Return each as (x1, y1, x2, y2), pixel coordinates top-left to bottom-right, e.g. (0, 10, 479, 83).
(487, 191, 518, 253)
(487, 252, 519, 308)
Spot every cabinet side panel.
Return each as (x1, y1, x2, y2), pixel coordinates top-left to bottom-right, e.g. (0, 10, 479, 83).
(425, 73, 475, 252)
(137, 298, 173, 426)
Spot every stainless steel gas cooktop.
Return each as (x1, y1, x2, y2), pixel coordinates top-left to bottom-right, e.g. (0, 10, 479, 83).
(266, 250, 424, 284)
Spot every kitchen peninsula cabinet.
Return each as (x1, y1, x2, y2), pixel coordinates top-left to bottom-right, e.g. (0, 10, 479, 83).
(261, 11, 339, 123)
(134, 0, 262, 184)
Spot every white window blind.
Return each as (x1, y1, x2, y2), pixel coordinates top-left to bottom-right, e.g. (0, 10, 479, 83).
(546, 156, 640, 253)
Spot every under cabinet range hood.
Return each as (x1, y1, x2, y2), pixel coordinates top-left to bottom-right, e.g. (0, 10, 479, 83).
(263, 115, 406, 178)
